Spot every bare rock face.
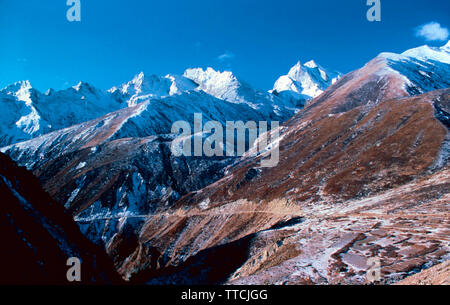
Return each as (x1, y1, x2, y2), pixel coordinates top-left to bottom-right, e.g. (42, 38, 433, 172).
(0, 153, 122, 284)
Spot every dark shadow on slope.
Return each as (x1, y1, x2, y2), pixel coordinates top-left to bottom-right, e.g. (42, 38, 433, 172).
(434, 99, 450, 129)
(0, 153, 122, 285)
(266, 217, 305, 231)
(131, 233, 256, 285)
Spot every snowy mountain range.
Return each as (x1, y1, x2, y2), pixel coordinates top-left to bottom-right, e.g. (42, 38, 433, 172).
(2, 41, 449, 149)
(0, 80, 125, 146)
(0, 66, 312, 147)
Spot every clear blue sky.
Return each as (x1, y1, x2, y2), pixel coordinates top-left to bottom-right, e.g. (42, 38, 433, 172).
(0, 0, 449, 91)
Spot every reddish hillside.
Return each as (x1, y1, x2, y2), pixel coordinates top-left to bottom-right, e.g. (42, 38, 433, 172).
(183, 58, 449, 207)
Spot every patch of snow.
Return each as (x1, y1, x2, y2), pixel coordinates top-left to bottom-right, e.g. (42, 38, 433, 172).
(76, 162, 86, 170)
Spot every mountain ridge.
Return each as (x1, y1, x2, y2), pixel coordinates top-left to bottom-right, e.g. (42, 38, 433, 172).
(0, 61, 340, 147)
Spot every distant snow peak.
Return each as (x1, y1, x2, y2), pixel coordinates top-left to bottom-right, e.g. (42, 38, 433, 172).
(400, 41, 450, 64)
(183, 67, 245, 103)
(1, 80, 32, 96)
(45, 88, 55, 96)
(19, 80, 32, 90)
(133, 71, 146, 84)
(442, 40, 450, 52)
(0, 79, 47, 144)
(286, 61, 303, 75)
(73, 81, 83, 91)
(113, 71, 198, 106)
(164, 74, 197, 96)
(2, 80, 35, 107)
(183, 67, 238, 88)
(72, 82, 96, 95)
(124, 71, 147, 95)
(379, 41, 450, 68)
(376, 42, 450, 96)
(273, 60, 341, 100)
(304, 60, 318, 69)
(1, 66, 297, 148)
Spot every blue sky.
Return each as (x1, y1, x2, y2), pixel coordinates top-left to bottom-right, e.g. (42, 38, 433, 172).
(0, 0, 449, 91)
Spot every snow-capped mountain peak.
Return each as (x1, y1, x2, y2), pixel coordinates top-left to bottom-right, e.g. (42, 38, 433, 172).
(117, 71, 148, 96)
(73, 81, 85, 91)
(0, 80, 37, 111)
(132, 71, 146, 84)
(126, 71, 154, 95)
(286, 61, 303, 77)
(442, 40, 450, 52)
(400, 40, 450, 64)
(183, 67, 241, 100)
(272, 59, 341, 102)
(184, 67, 238, 84)
(0, 80, 47, 144)
(183, 67, 292, 110)
(164, 74, 198, 95)
(375, 41, 450, 95)
(44, 88, 55, 96)
(14, 81, 34, 106)
(110, 71, 198, 106)
(183, 67, 258, 105)
(72, 81, 99, 95)
(2, 80, 33, 99)
(304, 60, 318, 69)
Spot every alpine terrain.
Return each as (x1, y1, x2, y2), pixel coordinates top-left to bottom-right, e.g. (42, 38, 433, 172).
(0, 41, 449, 284)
